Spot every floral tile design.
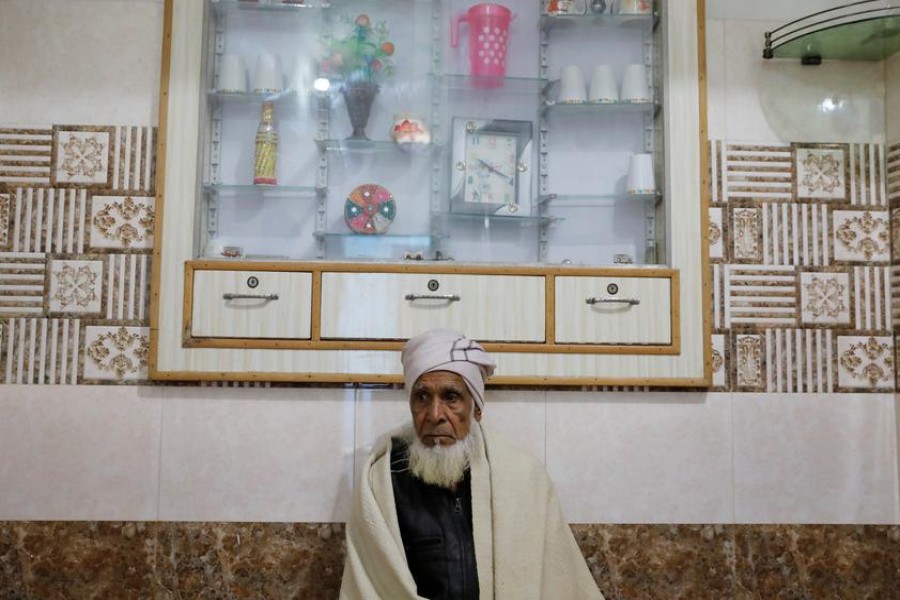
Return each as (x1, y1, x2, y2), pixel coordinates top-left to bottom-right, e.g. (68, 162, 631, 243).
(832, 210, 890, 262)
(89, 195, 155, 250)
(836, 336, 894, 390)
(0, 193, 9, 248)
(734, 334, 764, 390)
(732, 207, 760, 261)
(53, 127, 112, 186)
(800, 272, 850, 325)
(795, 146, 847, 200)
(711, 333, 727, 389)
(47, 260, 103, 315)
(709, 208, 723, 260)
(82, 325, 149, 382)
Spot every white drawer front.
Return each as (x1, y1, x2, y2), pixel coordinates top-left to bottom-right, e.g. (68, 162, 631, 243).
(191, 270, 312, 339)
(555, 276, 672, 345)
(320, 272, 545, 342)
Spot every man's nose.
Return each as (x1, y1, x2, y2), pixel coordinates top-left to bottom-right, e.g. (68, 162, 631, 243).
(426, 397, 445, 422)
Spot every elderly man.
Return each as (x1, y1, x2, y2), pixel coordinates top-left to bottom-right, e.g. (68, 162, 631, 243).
(340, 329, 604, 600)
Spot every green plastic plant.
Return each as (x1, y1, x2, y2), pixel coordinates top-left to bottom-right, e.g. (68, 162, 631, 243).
(320, 14, 395, 84)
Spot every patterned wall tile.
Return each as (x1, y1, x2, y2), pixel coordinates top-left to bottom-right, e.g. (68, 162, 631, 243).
(89, 195, 154, 250)
(724, 265, 798, 327)
(0, 193, 9, 248)
(758, 202, 830, 266)
(891, 266, 900, 329)
(82, 325, 149, 382)
(710, 333, 727, 389)
(892, 208, 900, 261)
(722, 143, 793, 202)
(103, 254, 151, 321)
(47, 259, 103, 315)
(836, 336, 894, 390)
(851, 266, 891, 331)
(734, 333, 765, 391)
(799, 271, 850, 326)
(3, 318, 80, 384)
(709, 140, 725, 205)
(832, 210, 890, 263)
(795, 145, 847, 201)
(709, 207, 723, 260)
(732, 207, 761, 261)
(765, 328, 834, 393)
(848, 143, 886, 207)
(0, 252, 46, 316)
(111, 127, 157, 193)
(52, 127, 113, 187)
(888, 143, 900, 207)
(6, 188, 88, 253)
(0, 128, 52, 187)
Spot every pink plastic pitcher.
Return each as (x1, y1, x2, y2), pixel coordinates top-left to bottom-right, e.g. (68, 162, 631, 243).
(451, 4, 513, 85)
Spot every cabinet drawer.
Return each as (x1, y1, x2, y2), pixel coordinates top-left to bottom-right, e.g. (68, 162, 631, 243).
(190, 270, 312, 339)
(555, 276, 672, 345)
(320, 272, 545, 342)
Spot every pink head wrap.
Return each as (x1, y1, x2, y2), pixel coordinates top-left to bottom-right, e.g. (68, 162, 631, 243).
(401, 329, 496, 410)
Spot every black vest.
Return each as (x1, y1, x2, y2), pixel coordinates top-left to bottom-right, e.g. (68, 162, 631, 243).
(391, 439, 480, 600)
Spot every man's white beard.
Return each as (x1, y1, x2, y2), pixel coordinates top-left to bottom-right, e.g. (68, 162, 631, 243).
(402, 424, 481, 489)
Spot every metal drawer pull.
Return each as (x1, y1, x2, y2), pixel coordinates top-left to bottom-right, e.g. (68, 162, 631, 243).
(405, 293, 461, 302)
(586, 297, 640, 306)
(223, 293, 279, 301)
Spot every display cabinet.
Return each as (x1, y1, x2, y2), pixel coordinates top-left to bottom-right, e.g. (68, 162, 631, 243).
(151, 0, 710, 385)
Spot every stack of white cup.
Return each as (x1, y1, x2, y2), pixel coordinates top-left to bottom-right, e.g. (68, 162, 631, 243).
(626, 153, 656, 195)
(557, 64, 650, 104)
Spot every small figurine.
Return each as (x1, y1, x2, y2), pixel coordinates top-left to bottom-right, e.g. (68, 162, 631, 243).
(391, 113, 431, 146)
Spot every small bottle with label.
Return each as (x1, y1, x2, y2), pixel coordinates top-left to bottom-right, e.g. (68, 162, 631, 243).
(253, 101, 278, 186)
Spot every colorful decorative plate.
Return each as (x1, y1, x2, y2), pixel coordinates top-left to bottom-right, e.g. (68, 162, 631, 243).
(344, 184, 396, 235)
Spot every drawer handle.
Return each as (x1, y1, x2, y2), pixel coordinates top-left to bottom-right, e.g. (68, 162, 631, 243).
(223, 293, 279, 301)
(586, 297, 640, 306)
(405, 293, 461, 302)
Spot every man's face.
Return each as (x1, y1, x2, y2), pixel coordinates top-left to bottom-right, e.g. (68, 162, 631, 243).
(410, 370, 481, 447)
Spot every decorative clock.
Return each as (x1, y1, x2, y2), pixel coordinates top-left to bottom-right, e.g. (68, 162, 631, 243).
(450, 118, 533, 215)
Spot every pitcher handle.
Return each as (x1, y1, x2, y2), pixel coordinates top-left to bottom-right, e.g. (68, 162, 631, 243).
(450, 12, 467, 48)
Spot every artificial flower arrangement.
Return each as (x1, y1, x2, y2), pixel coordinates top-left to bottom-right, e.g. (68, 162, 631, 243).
(319, 14, 396, 84)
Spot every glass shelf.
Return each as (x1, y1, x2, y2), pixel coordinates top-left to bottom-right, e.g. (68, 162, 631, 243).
(314, 232, 435, 241)
(438, 74, 553, 97)
(543, 99, 658, 116)
(434, 211, 560, 225)
(211, 0, 330, 18)
(540, 12, 657, 33)
(764, 2, 900, 62)
(314, 138, 442, 155)
(539, 192, 660, 206)
(206, 89, 306, 106)
(204, 183, 321, 198)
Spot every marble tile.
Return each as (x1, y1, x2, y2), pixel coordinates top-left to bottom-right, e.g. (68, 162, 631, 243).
(0, 385, 162, 520)
(155, 522, 345, 600)
(158, 387, 355, 523)
(545, 392, 733, 523)
(722, 20, 885, 144)
(733, 393, 898, 523)
(572, 524, 735, 600)
(0, 522, 158, 600)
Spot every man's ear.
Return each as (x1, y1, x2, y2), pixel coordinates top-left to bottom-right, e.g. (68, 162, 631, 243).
(474, 406, 482, 422)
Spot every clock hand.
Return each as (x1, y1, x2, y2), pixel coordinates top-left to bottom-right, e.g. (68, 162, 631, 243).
(478, 159, 515, 185)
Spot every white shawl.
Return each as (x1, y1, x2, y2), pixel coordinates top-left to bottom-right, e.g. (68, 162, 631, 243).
(339, 424, 605, 600)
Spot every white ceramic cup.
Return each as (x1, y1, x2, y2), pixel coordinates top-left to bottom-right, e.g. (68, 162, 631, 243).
(557, 65, 587, 104)
(588, 65, 618, 103)
(218, 54, 247, 93)
(288, 57, 311, 93)
(617, 0, 652, 14)
(627, 153, 655, 194)
(620, 63, 650, 102)
(253, 53, 283, 93)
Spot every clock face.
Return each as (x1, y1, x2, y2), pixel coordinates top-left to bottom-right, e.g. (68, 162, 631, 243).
(463, 131, 518, 205)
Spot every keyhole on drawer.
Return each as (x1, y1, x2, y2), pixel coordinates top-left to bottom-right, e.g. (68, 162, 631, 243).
(427, 279, 440, 292)
(247, 276, 259, 289)
(607, 283, 619, 295)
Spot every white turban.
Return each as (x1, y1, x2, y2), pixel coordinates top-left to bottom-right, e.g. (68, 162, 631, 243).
(401, 329, 496, 410)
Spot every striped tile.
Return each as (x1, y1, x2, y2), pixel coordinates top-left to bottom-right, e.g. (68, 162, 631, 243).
(724, 265, 798, 327)
(891, 265, 900, 329)
(104, 254, 151, 321)
(723, 143, 793, 201)
(0, 252, 46, 316)
(851, 266, 891, 331)
(8, 188, 87, 253)
(764, 329, 834, 393)
(795, 144, 847, 201)
(849, 143, 886, 207)
(709, 140, 725, 205)
(711, 264, 725, 330)
(0, 128, 52, 187)
(759, 202, 830, 266)
(2, 317, 80, 384)
(0, 193, 9, 248)
(111, 127, 157, 193)
(887, 142, 899, 206)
